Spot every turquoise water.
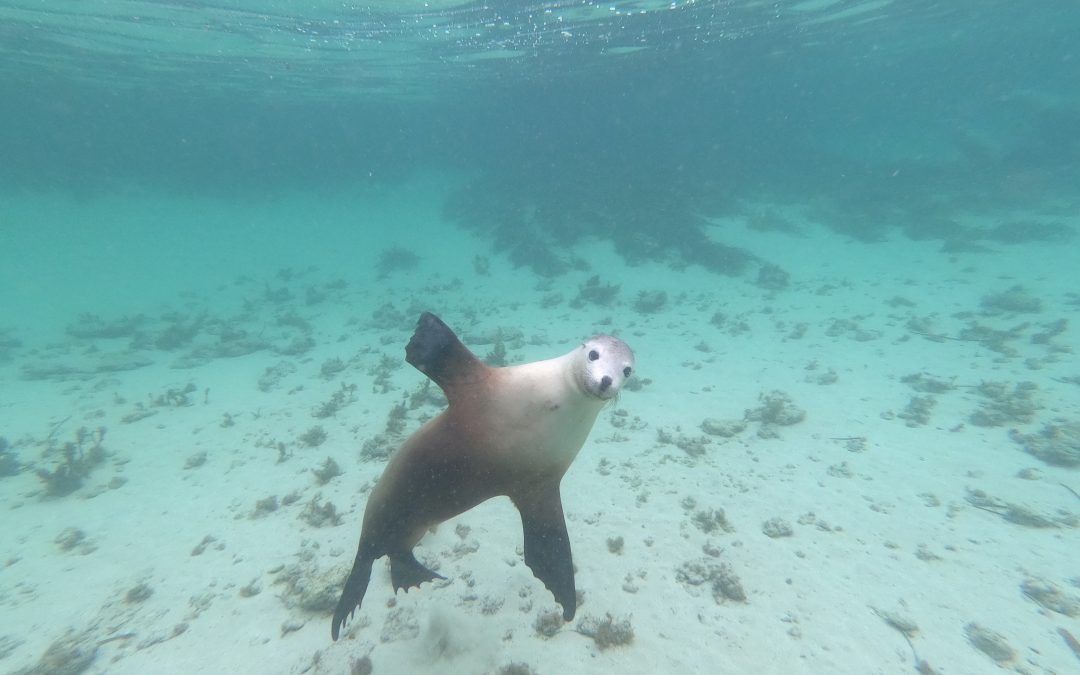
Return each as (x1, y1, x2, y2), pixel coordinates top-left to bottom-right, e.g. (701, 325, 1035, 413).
(4, 1, 1077, 321)
(2, 2, 1079, 674)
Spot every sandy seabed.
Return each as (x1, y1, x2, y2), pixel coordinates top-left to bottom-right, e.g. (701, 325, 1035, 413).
(1, 190, 1079, 675)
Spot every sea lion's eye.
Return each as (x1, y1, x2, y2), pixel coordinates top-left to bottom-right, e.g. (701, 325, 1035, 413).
(588, 350, 600, 361)
(623, 367, 632, 377)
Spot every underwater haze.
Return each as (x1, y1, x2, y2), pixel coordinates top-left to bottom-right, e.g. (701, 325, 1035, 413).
(2, 1, 1079, 674)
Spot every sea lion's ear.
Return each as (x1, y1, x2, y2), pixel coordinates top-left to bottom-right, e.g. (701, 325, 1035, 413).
(405, 312, 485, 394)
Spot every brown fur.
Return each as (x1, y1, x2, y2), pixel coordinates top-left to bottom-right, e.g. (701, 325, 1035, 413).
(331, 313, 633, 640)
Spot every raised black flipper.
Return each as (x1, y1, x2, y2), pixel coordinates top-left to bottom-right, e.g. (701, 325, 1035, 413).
(405, 312, 485, 393)
(331, 547, 376, 641)
(389, 550, 445, 592)
(515, 484, 576, 621)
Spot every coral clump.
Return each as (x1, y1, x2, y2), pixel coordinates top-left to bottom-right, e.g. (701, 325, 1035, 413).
(1011, 422, 1080, 467)
(36, 427, 108, 498)
(577, 613, 634, 650)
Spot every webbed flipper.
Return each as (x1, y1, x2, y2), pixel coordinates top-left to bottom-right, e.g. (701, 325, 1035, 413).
(515, 484, 576, 621)
(389, 550, 445, 593)
(405, 312, 485, 394)
(331, 547, 376, 641)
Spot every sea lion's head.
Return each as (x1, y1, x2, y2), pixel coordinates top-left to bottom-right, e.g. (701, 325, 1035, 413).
(577, 335, 634, 400)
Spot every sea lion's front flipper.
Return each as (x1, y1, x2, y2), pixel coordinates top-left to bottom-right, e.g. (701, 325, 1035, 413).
(389, 550, 445, 592)
(515, 484, 576, 621)
(331, 547, 376, 641)
(405, 312, 485, 393)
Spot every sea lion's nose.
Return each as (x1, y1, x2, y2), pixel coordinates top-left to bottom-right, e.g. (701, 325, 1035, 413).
(600, 376, 612, 391)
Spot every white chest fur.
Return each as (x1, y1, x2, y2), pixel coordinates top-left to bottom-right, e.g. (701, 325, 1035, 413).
(484, 354, 606, 471)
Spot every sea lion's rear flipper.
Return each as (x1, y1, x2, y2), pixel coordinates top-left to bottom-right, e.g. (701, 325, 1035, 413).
(516, 484, 577, 621)
(405, 312, 485, 393)
(331, 547, 376, 641)
(389, 550, 445, 592)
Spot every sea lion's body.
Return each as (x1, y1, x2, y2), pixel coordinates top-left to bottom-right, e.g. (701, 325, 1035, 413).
(331, 312, 634, 640)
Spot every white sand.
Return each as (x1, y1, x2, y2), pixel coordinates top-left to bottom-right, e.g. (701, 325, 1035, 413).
(1, 190, 1078, 675)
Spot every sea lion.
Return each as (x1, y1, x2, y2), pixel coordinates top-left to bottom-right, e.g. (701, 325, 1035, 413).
(331, 312, 634, 640)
